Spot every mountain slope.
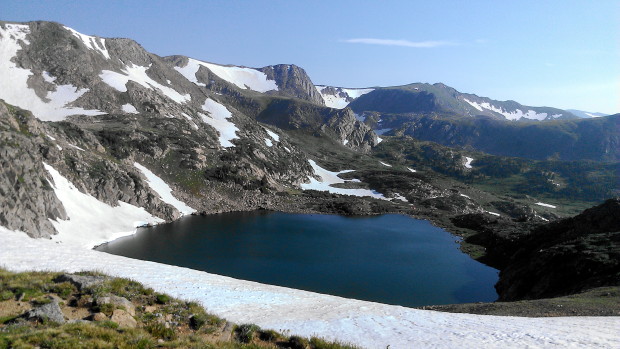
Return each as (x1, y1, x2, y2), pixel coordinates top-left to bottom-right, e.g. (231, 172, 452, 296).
(349, 83, 577, 121)
(389, 113, 620, 161)
(496, 198, 620, 301)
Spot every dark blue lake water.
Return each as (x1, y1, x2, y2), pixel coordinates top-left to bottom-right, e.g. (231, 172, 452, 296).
(96, 211, 498, 307)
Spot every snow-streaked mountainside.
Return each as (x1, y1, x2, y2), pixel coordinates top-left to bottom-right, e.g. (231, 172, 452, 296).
(566, 109, 609, 118)
(462, 98, 562, 121)
(0, 24, 105, 120)
(174, 57, 278, 92)
(315, 85, 374, 109)
(2, 229, 619, 349)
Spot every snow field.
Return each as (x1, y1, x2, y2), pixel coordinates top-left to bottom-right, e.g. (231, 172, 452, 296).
(314, 86, 374, 109)
(133, 163, 196, 216)
(200, 98, 239, 148)
(175, 58, 278, 92)
(100, 63, 191, 103)
(0, 229, 618, 349)
(42, 163, 163, 249)
(0, 24, 105, 121)
(301, 160, 386, 199)
(379, 161, 392, 167)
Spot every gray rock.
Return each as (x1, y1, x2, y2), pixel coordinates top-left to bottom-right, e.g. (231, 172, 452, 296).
(54, 273, 108, 291)
(23, 299, 65, 323)
(96, 295, 135, 316)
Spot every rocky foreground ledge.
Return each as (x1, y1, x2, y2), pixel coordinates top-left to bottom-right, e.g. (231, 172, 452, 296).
(1, 228, 618, 349)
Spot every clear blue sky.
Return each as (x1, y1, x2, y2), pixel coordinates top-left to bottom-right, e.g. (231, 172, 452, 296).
(3, 0, 619, 114)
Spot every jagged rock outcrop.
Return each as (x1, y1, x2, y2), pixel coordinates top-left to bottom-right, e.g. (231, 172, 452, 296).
(0, 101, 67, 237)
(259, 64, 325, 105)
(256, 99, 378, 152)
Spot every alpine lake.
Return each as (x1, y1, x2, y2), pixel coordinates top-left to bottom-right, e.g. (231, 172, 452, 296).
(96, 211, 498, 307)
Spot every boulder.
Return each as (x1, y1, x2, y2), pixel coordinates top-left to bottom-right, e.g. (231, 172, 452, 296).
(96, 295, 135, 316)
(110, 309, 137, 328)
(54, 273, 108, 291)
(23, 299, 65, 324)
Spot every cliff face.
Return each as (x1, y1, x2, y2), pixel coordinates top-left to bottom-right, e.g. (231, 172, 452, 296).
(260, 64, 326, 105)
(0, 102, 66, 237)
(255, 99, 378, 152)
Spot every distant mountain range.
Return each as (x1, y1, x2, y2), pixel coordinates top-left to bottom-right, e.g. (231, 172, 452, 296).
(316, 83, 584, 121)
(566, 109, 609, 118)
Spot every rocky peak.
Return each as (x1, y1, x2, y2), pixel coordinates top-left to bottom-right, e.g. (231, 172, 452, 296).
(259, 64, 325, 105)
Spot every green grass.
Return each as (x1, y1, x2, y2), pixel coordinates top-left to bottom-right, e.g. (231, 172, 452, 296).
(0, 269, 358, 349)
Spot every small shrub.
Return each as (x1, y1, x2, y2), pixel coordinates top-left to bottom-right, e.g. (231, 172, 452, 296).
(235, 323, 260, 343)
(258, 329, 281, 342)
(288, 335, 309, 349)
(51, 282, 76, 299)
(155, 294, 170, 304)
(189, 314, 207, 330)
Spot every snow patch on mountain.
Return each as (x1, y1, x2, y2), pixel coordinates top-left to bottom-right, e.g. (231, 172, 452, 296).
(463, 98, 483, 111)
(64, 26, 110, 59)
(121, 103, 139, 114)
(173, 58, 207, 87)
(379, 161, 392, 167)
(315, 86, 374, 109)
(1, 229, 618, 349)
(462, 98, 561, 121)
(200, 98, 239, 148)
(0, 24, 105, 121)
(42, 162, 163, 249)
(301, 160, 386, 199)
(264, 128, 280, 142)
(133, 163, 195, 215)
(263, 127, 280, 147)
(100, 63, 191, 103)
(67, 143, 85, 152)
(464, 157, 474, 169)
(375, 128, 392, 135)
(181, 59, 278, 92)
(535, 202, 557, 209)
(181, 113, 199, 130)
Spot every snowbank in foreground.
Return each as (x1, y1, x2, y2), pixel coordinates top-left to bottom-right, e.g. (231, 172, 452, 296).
(0, 229, 617, 349)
